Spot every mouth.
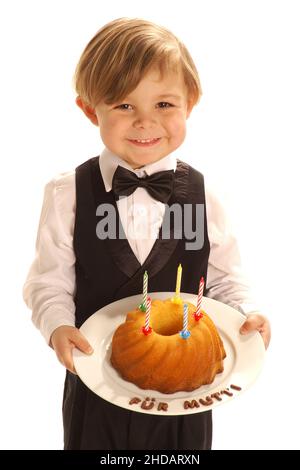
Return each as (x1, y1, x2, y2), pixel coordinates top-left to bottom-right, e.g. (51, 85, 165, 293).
(127, 138, 161, 147)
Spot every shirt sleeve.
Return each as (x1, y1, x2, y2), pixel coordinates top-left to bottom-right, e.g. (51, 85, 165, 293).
(22, 172, 77, 344)
(205, 185, 260, 315)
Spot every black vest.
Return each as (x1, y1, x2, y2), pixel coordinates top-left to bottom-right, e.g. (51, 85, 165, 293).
(63, 156, 212, 450)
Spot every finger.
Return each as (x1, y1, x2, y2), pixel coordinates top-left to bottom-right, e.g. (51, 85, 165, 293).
(259, 323, 271, 349)
(240, 316, 265, 334)
(57, 344, 77, 374)
(71, 329, 94, 355)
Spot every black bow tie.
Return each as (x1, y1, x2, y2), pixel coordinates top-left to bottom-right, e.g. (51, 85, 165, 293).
(112, 165, 175, 203)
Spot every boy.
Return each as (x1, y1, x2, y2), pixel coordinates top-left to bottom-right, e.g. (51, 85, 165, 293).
(23, 17, 270, 450)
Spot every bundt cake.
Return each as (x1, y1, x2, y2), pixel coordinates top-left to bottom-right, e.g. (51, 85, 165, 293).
(110, 298, 226, 394)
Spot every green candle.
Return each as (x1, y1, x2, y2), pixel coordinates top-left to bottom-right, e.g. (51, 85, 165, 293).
(139, 271, 148, 312)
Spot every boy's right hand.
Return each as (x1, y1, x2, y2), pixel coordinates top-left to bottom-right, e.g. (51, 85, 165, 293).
(50, 325, 94, 374)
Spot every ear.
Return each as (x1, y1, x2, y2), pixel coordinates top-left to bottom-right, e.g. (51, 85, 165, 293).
(75, 96, 99, 126)
(186, 98, 195, 120)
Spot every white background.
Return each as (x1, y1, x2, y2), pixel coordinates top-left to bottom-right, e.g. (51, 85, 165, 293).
(0, 0, 299, 450)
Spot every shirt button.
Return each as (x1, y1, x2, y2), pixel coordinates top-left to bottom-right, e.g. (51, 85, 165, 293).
(137, 206, 147, 216)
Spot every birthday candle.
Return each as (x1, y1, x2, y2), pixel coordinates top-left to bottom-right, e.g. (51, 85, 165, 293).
(142, 296, 152, 336)
(175, 264, 182, 297)
(172, 264, 183, 304)
(180, 303, 190, 339)
(195, 276, 204, 319)
(139, 271, 148, 311)
(145, 296, 151, 330)
(183, 303, 188, 333)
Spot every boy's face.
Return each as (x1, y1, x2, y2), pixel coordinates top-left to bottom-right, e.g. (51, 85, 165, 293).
(78, 69, 193, 169)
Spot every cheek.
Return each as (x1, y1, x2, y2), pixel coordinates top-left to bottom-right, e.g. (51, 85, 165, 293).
(166, 115, 187, 140)
(100, 116, 127, 139)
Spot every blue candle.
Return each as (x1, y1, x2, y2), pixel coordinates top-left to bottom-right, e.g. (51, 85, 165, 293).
(180, 303, 191, 339)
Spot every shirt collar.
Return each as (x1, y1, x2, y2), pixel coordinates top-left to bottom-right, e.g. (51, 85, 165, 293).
(99, 147, 177, 192)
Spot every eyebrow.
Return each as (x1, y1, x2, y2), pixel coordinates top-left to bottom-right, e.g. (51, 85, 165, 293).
(156, 94, 182, 100)
(119, 93, 183, 103)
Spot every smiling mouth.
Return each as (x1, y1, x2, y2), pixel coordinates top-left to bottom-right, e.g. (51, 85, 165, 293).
(128, 138, 161, 147)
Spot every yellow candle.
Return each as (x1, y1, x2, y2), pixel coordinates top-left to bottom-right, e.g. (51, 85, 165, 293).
(172, 263, 183, 304)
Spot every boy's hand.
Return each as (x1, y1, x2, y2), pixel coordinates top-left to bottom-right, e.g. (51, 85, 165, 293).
(50, 325, 94, 374)
(239, 313, 271, 349)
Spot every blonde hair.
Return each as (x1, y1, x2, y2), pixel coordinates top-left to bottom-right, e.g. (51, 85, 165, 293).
(73, 17, 202, 107)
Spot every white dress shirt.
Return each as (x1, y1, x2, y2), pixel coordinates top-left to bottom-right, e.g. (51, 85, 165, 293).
(23, 147, 258, 344)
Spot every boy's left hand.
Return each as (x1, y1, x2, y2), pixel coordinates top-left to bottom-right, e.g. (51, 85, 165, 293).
(239, 313, 271, 349)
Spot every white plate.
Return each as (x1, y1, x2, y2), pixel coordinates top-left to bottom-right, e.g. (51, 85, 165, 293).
(73, 292, 265, 415)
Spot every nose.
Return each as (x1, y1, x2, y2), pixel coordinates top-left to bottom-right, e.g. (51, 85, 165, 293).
(132, 110, 157, 129)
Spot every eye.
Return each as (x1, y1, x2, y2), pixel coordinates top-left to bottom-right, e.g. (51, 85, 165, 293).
(115, 104, 133, 110)
(157, 102, 174, 109)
